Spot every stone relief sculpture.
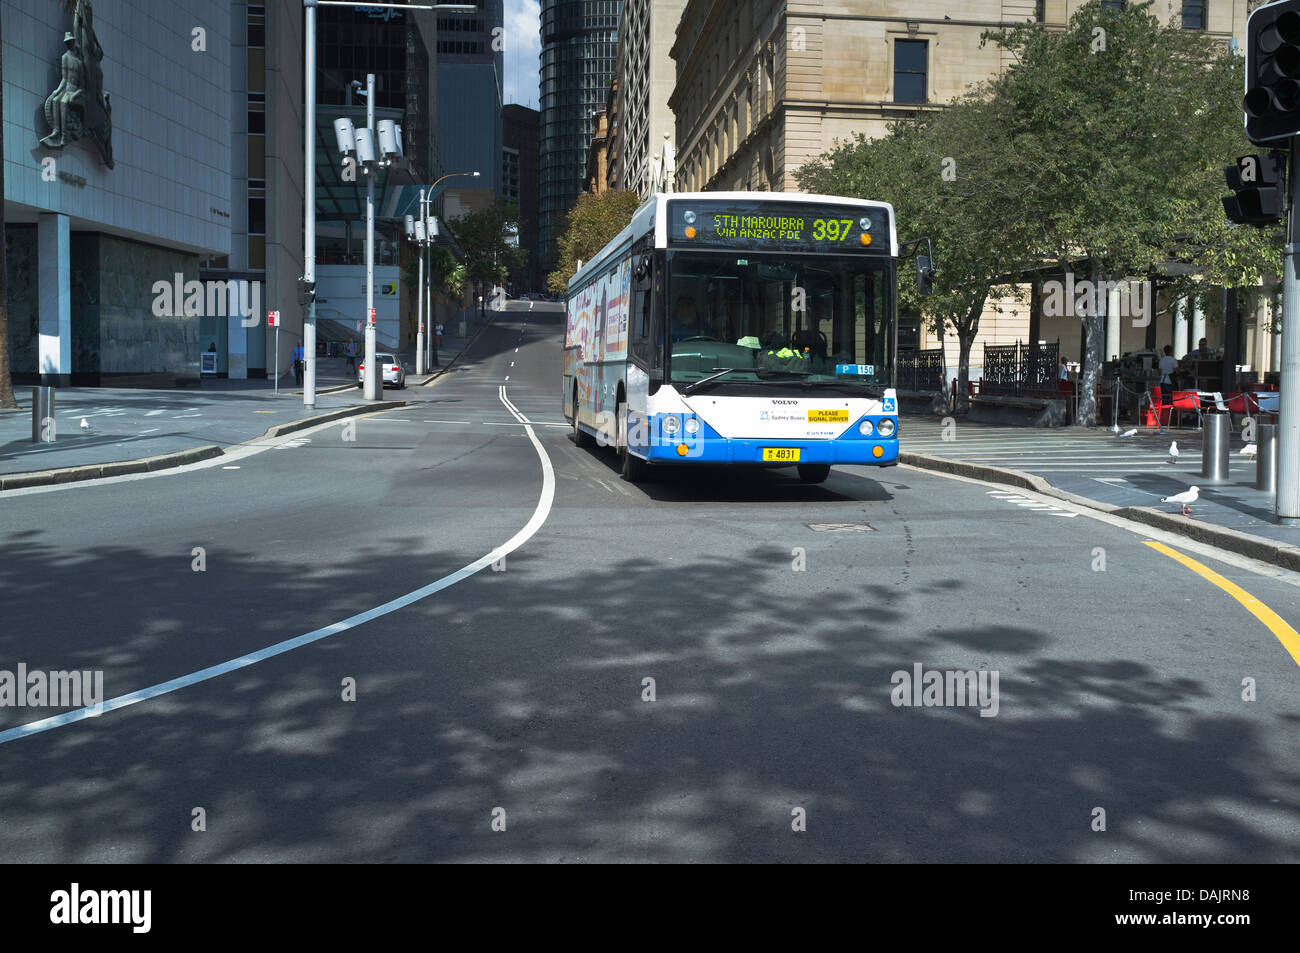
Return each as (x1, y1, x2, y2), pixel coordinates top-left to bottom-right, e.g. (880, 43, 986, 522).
(41, 0, 114, 168)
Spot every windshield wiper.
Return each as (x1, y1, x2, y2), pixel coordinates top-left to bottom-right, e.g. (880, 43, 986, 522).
(682, 367, 743, 394)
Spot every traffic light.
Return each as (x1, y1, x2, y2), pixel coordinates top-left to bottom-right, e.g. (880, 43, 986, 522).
(1245, 0, 1300, 143)
(1222, 152, 1286, 225)
(297, 277, 316, 306)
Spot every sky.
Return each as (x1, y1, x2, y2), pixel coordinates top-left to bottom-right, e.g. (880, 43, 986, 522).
(502, 0, 542, 109)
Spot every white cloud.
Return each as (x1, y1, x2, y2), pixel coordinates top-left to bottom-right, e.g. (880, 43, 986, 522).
(503, 0, 541, 108)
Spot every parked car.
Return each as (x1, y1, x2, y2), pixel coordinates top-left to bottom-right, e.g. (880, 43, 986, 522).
(357, 353, 406, 389)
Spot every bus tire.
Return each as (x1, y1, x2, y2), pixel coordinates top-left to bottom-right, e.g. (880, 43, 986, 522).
(622, 445, 650, 483)
(572, 385, 594, 448)
(797, 464, 831, 484)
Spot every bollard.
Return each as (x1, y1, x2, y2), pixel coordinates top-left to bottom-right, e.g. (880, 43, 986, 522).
(1201, 412, 1230, 481)
(1257, 423, 1278, 493)
(31, 386, 55, 443)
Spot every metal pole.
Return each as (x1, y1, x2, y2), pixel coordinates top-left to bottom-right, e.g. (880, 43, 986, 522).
(416, 187, 427, 376)
(274, 325, 280, 395)
(363, 72, 380, 401)
(303, 1, 317, 409)
(1278, 134, 1300, 522)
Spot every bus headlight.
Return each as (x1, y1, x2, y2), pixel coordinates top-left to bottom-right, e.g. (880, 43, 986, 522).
(858, 419, 874, 436)
(662, 415, 680, 436)
(684, 417, 700, 435)
(877, 418, 896, 437)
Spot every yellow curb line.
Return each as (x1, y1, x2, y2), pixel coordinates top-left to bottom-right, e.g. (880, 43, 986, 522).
(1144, 540, 1300, 667)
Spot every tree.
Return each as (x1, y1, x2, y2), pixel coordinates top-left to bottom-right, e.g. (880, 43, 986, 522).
(446, 201, 527, 313)
(797, 89, 1037, 410)
(547, 190, 641, 295)
(984, 1, 1276, 424)
(800, 2, 1278, 424)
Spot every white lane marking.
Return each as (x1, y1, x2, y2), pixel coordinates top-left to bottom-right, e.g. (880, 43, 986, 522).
(504, 375, 509, 381)
(0, 388, 556, 747)
(173, 414, 202, 419)
(222, 466, 240, 470)
(138, 428, 160, 435)
(985, 489, 1078, 517)
(145, 410, 165, 417)
(509, 362, 515, 367)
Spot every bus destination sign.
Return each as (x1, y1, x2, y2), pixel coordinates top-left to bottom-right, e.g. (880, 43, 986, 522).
(667, 200, 890, 254)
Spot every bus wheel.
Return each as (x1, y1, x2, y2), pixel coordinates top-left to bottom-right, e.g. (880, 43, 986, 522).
(797, 464, 831, 484)
(572, 386, 594, 448)
(622, 445, 649, 483)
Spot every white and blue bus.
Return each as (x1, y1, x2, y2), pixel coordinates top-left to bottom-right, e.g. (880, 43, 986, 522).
(563, 192, 901, 484)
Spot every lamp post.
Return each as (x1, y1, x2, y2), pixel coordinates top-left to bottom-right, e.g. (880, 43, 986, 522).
(420, 171, 478, 369)
(302, 1, 477, 409)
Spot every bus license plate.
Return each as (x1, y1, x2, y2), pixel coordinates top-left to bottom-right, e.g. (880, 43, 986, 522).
(763, 448, 800, 462)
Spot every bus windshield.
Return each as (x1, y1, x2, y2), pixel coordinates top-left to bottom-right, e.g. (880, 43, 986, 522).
(665, 251, 893, 389)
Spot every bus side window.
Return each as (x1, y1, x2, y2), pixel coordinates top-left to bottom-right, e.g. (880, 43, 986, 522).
(632, 274, 653, 367)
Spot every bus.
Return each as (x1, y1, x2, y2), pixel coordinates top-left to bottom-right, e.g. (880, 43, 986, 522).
(563, 191, 902, 484)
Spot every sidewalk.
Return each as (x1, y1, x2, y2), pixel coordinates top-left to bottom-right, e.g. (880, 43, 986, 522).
(900, 416, 1300, 568)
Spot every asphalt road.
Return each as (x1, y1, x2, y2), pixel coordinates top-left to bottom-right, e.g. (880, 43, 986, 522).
(1, 301, 1298, 862)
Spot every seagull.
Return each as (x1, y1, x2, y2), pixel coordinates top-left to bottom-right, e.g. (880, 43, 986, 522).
(80, 418, 90, 433)
(1120, 428, 1136, 438)
(1241, 443, 1257, 458)
(1161, 485, 1200, 516)
(1167, 441, 1179, 464)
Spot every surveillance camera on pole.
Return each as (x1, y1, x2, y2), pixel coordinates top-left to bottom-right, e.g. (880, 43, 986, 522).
(354, 127, 377, 173)
(428, 216, 439, 238)
(414, 219, 426, 242)
(404, 214, 415, 239)
(333, 117, 357, 157)
(377, 119, 403, 162)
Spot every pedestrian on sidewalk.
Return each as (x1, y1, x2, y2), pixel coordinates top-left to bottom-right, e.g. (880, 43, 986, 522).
(292, 343, 305, 385)
(345, 339, 357, 372)
(1158, 345, 1178, 389)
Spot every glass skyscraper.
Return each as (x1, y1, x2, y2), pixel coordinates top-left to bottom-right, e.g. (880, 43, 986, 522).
(539, 0, 620, 271)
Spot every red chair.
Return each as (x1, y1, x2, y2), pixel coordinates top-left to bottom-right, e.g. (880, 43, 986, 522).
(1144, 386, 1173, 431)
(1171, 390, 1201, 429)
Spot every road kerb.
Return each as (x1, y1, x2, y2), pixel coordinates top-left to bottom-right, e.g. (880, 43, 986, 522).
(422, 315, 497, 386)
(899, 451, 1300, 572)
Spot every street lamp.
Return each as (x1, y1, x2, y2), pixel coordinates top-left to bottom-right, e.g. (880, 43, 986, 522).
(302, 0, 477, 409)
(331, 76, 405, 401)
(404, 200, 438, 375)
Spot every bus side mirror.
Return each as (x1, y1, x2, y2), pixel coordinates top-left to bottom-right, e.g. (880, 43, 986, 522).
(635, 255, 651, 281)
(917, 256, 935, 296)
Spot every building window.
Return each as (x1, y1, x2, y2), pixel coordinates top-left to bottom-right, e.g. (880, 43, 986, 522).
(893, 40, 927, 103)
(248, 109, 265, 134)
(1102, 0, 1127, 12)
(1182, 0, 1206, 29)
(248, 197, 266, 235)
(247, 4, 265, 48)
(1035, 0, 1045, 21)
